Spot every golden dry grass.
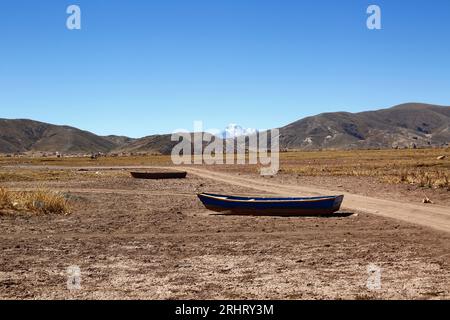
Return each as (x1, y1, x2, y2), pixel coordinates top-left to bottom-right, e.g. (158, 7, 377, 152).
(0, 170, 76, 182)
(0, 187, 12, 208)
(0, 187, 70, 215)
(218, 149, 450, 189)
(0, 154, 172, 167)
(0, 148, 448, 189)
(281, 148, 450, 189)
(0, 169, 129, 182)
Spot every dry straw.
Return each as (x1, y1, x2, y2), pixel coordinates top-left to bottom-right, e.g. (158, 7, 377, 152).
(0, 187, 70, 215)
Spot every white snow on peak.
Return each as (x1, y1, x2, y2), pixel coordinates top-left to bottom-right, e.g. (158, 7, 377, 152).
(220, 124, 257, 139)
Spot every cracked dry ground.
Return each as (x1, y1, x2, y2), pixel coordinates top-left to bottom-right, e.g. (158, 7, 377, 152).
(1, 171, 449, 299)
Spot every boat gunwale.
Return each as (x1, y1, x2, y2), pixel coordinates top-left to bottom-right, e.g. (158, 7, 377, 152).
(198, 193, 344, 204)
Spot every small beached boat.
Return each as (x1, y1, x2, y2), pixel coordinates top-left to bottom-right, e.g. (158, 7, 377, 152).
(197, 193, 344, 216)
(130, 171, 187, 179)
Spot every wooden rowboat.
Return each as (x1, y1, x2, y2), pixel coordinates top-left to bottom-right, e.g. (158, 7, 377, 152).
(197, 193, 344, 216)
(130, 171, 187, 179)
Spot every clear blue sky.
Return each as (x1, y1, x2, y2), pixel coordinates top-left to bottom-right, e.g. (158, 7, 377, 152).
(1, 0, 449, 138)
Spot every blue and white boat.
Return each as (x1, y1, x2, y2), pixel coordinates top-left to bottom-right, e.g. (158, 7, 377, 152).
(198, 193, 344, 216)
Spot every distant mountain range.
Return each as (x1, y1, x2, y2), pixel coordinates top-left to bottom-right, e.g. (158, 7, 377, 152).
(0, 103, 449, 155)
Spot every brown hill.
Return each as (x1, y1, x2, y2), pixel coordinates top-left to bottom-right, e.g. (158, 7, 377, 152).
(103, 135, 136, 147)
(279, 103, 450, 150)
(112, 134, 178, 155)
(0, 119, 119, 154)
(112, 133, 218, 155)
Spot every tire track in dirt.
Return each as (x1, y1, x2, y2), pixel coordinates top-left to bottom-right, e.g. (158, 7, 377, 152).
(182, 167, 450, 234)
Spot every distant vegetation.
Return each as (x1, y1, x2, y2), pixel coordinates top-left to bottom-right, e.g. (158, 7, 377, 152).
(281, 148, 450, 189)
(0, 148, 448, 190)
(0, 169, 130, 182)
(0, 154, 172, 168)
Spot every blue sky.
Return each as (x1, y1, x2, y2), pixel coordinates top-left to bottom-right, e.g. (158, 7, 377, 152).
(1, 0, 449, 138)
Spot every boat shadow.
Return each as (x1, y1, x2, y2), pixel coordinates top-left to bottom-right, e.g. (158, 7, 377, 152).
(210, 211, 355, 218)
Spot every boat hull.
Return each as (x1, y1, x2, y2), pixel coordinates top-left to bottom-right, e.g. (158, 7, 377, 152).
(197, 193, 344, 216)
(130, 171, 187, 179)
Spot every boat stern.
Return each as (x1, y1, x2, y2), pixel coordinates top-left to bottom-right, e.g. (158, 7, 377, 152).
(333, 195, 345, 212)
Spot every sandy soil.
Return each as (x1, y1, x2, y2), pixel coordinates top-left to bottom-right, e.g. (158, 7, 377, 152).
(1, 167, 449, 299)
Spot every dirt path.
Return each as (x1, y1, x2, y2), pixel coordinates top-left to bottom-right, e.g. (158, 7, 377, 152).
(180, 167, 450, 234)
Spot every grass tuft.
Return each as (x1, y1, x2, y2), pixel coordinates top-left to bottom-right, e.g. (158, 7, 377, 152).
(0, 187, 70, 215)
(0, 187, 13, 208)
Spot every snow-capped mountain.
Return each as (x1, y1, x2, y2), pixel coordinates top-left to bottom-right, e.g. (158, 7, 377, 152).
(220, 124, 257, 139)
